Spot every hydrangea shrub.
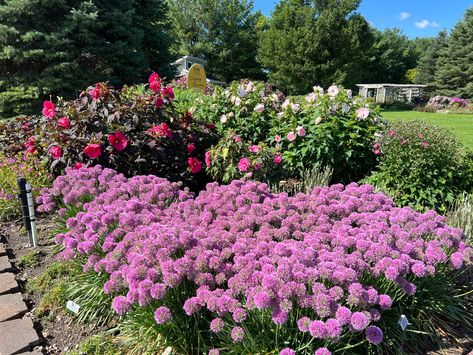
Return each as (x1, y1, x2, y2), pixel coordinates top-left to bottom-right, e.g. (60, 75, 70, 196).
(38, 166, 472, 354)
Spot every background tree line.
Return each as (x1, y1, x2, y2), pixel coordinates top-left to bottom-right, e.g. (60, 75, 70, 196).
(1, 0, 472, 118)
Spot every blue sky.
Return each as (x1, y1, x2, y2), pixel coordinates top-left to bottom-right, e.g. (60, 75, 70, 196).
(253, 0, 473, 38)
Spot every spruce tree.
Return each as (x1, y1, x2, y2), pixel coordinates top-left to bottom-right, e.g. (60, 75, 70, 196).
(169, 0, 263, 82)
(435, 8, 473, 98)
(257, 0, 373, 95)
(0, 0, 175, 118)
(414, 32, 447, 86)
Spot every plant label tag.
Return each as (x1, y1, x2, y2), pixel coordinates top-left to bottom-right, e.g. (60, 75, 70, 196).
(398, 314, 408, 331)
(66, 300, 80, 314)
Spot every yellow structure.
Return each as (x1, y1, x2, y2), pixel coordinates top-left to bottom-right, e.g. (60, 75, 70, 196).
(187, 63, 207, 92)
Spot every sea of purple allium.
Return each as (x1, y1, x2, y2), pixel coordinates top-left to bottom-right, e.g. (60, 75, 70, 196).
(37, 166, 472, 354)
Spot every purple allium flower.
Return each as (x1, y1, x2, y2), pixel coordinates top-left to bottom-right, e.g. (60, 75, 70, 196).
(451, 252, 464, 269)
(378, 294, 392, 310)
(231, 326, 245, 342)
(365, 325, 384, 344)
(233, 307, 247, 323)
(325, 318, 342, 338)
(112, 296, 131, 315)
(154, 306, 172, 324)
(280, 348, 296, 355)
(254, 291, 271, 309)
(314, 347, 332, 355)
(309, 320, 327, 338)
(297, 316, 312, 332)
(335, 306, 352, 325)
(350, 311, 370, 331)
(210, 318, 225, 333)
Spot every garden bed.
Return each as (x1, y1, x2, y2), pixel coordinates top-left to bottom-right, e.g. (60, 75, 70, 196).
(0, 218, 111, 354)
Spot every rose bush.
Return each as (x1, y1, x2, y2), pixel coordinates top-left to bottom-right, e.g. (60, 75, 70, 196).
(0, 75, 219, 191)
(199, 81, 383, 184)
(37, 166, 473, 354)
(366, 120, 473, 213)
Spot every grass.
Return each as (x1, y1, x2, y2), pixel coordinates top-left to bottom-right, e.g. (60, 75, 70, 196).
(381, 109, 473, 150)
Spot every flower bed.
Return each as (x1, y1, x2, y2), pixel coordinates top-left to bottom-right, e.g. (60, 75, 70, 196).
(424, 95, 472, 112)
(37, 166, 473, 354)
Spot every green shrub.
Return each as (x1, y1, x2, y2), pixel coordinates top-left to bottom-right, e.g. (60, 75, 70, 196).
(0, 152, 53, 220)
(366, 120, 473, 212)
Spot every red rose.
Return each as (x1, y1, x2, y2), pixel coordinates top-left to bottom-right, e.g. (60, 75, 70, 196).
(83, 143, 102, 159)
(148, 72, 161, 93)
(155, 97, 164, 108)
(73, 162, 83, 170)
(57, 116, 71, 129)
(207, 122, 216, 129)
(187, 143, 196, 155)
(42, 101, 56, 118)
(188, 157, 202, 174)
(49, 146, 63, 160)
(108, 131, 128, 151)
(89, 83, 102, 100)
(162, 86, 174, 100)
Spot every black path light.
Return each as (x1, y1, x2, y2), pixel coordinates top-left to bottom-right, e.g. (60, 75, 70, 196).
(17, 178, 38, 247)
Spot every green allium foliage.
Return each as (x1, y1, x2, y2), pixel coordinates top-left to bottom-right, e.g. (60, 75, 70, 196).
(367, 120, 473, 213)
(0, 152, 53, 220)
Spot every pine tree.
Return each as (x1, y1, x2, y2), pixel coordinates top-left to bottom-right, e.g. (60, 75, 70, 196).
(364, 29, 418, 84)
(0, 0, 175, 118)
(257, 0, 373, 95)
(169, 0, 264, 82)
(415, 32, 447, 86)
(435, 8, 473, 98)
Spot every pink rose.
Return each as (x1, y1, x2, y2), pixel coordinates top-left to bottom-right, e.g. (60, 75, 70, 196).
(249, 145, 261, 154)
(356, 108, 370, 120)
(42, 101, 56, 118)
(57, 117, 71, 129)
(287, 132, 296, 142)
(275, 135, 282, 143)
(273, 154, 282, 165)
(49, 146, 62, 160)
(296, 126, 306, 137)
(205, 151, 211, 167)
(73, 162, 83, 170)
(238, 158, 250, 172)
(254, 104, 265, 113)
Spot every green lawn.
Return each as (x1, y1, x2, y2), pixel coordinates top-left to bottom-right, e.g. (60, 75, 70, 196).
(381, 110, 473, 150)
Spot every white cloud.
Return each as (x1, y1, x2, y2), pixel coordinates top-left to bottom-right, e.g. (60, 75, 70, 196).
(399, 12, 411, 21)
(414, 20, 439, 29)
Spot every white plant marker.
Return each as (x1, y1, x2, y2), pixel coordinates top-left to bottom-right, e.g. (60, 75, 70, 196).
(66, 300, 80, 314)
(398, 314, 408, 331)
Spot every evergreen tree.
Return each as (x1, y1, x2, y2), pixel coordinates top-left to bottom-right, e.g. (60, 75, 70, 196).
(0, 0, 175, 118)
(364, 28, 418, 84)
(415, 32, 447, 86)
(435, 8, 473, 98)
(169, 0, 263, 82)
(257, 0, 373, 95)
